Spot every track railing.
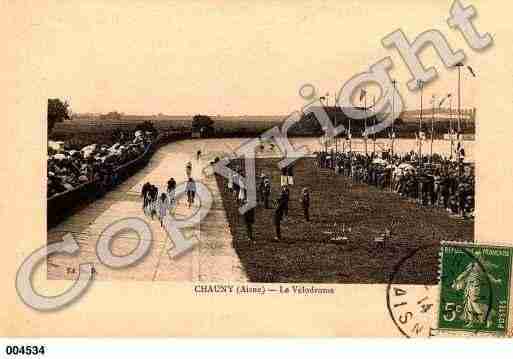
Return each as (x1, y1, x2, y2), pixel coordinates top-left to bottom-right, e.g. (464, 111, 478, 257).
(47, 131, 191, 229)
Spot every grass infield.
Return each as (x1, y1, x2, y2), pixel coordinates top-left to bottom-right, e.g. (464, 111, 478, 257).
(215, 157, 473, 284)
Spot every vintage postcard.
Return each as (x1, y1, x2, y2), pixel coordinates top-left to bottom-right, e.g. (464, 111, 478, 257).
(2, 0, 513, 338)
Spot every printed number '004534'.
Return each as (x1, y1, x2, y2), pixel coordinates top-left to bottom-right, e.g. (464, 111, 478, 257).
(5, 345, 46, 355)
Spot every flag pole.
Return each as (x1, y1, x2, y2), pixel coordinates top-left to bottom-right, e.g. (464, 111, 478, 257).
(456, 63, 462, 137)
(417, 80, 425, 206)
(321, 95, 328, 154)
(373, 96, 376, 155)
(456, 62, 463, 174)
(335, 94, 338, 155)
(449, 95, 453, 160)
(418, 80, 424, 168)
(391, 79, 397, 158)
(349, 110, 352, 167)
(455, 62, 464, 175)
(364, 92, 368, 156)
(349, 114, 352, 177)
(431, 94, 435, 161)
(349, 115, 352, 155)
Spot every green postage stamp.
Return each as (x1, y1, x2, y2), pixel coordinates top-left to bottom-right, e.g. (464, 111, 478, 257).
(438, 242, 512, 335)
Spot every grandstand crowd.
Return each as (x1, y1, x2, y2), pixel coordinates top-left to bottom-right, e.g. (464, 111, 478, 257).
(316, 148, 475, 218)
(47, 129, 155, 198)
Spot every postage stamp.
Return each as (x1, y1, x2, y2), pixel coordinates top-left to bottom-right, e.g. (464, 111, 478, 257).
(438, 242, 512, 335)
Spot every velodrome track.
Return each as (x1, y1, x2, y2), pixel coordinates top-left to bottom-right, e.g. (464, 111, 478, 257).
(47, 139, 250, 282)
(47, 138, 474, 282)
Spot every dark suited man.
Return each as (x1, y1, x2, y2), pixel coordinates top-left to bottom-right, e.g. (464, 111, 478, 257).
(280, 186, 290, 219)
(141, 182, 151, 209)
(301, 187, 310, 221)
(263, 178, 271, 209)
(243, 204, 256, 240)
(273, 197, 286, 240)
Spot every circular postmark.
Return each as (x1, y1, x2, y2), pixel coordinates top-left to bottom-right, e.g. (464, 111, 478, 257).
(386, 245, 439, 338)
(386, 244, 495, 338)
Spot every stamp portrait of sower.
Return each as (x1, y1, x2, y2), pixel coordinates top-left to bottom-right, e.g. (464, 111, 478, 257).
(438, 244, 512, 335)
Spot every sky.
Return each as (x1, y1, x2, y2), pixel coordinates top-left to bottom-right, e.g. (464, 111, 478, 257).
(10, 0, 491, 116)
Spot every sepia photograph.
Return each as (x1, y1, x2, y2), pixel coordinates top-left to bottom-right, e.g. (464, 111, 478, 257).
(3, 0, 513, 343)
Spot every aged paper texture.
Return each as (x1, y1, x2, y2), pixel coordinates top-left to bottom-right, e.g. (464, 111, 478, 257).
(2, 0, 513, 337)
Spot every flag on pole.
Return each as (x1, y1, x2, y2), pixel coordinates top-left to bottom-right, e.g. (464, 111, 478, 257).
(359, 89, 367, 102)
(439, 93, 451, 107)
(467, 65, 476, 77)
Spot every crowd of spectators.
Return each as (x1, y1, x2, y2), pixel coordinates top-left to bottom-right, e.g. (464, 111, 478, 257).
(47, 130, 155, 199)
(316, 149, 475, 218)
